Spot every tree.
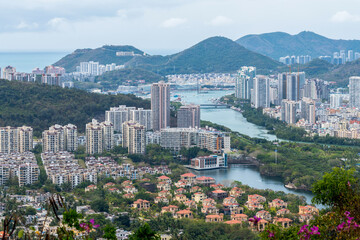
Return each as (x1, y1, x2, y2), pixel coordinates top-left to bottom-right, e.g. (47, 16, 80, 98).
(312, 167, 357, 208)
(103, 224, 117, 240)
(90, 199, 110, 213)
(24, 207, 37, 216)
(129, 223, 160, 240)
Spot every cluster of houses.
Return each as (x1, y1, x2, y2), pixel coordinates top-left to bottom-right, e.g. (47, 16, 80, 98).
(84, 172, 320, 234)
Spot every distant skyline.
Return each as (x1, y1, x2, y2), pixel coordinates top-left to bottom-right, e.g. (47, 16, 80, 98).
(1, 0, 360, 54)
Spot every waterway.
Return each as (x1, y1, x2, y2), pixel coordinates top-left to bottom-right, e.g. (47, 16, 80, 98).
(173, 90, 316, 205)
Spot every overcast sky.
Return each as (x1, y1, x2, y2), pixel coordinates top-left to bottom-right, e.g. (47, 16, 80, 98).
(1, 0, 360, 54)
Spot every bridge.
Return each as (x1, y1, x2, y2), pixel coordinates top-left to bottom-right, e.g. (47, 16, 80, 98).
(200, 104, 231, 109)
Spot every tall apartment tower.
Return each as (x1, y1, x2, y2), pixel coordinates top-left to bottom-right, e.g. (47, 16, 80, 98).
(253, 75, 270, 108)
(101, 121, 114, 152)
(349, 76, 360, 108)
(0, 126, 33, 153)
(177, 105, 201, 128)
(64, 124, 78, 152)
(151, 81, 170, 131)
(281, 100, 297, 124)
(278, 73, 287, 104)
(235, 66, 256, 99)
(86, 120, 103, 155)
(105, 105, 135, 133)
(130, 108, 152, 130)
(42, 130, 61, 153)
(122, 121, 146, 154)
(18, 126, 33, 153)
(86, 119, 114, 154)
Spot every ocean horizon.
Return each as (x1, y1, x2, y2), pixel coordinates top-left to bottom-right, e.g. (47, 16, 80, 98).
(0, 52, 69, 73)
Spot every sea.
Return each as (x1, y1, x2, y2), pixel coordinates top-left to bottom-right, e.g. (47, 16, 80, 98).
(0, 52, 69, 73)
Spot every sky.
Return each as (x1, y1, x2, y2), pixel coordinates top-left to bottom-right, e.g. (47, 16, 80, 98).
(1, 0, 360, 54)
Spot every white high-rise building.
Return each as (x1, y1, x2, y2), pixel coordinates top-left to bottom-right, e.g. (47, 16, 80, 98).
(281, 100, 297, 124)
(253, 75, 270, 108)
(0, 126, 33, 153)
(235, 67, 256, 99)
(349, 76, 360, 108)
(105, 106, 152, 132)
(64, 124, 78, 152)
(151, 81, 170, 131)
(177, 105, 201, 128)
(86, 119, 114, 154)
(122, 121, 146, 154)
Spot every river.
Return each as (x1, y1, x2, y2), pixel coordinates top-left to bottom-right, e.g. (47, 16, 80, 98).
(173, 90, 316, 205)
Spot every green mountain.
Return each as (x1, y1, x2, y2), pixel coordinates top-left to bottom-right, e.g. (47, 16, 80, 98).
(278, 58, 334, 76)
(54, 36, 282, 75)
(95, 68, 164, 90)
(54, 45, 144, 72)
(126, 36, 282, 74)
(237, 31, 360, 59)
(0, 80, 150, 137)
(318, 59, 360, 86)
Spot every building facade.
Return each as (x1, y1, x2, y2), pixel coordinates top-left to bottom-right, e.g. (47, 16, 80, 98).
(122, 121, 146, 154)
(177, 105, 201, 128)
(151, 82, 170, 131)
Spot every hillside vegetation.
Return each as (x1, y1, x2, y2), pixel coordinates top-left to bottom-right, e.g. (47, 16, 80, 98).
(54, 45, 144, 72)
(0, 80, 150, 137)
(237, 31, 360, 59)
(95, 68, 164, 90)
(55, 37, 282, 75)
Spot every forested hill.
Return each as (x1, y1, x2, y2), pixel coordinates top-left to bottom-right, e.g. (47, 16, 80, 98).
(0, 80, 150, 137)
(54, 45, 144, 72)
(54, 36, 282, 74)
(237, 31, 360, 59)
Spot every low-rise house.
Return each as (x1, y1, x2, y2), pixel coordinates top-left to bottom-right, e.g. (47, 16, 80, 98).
(232, 213, 248, 223)
(108, 188, 121, 194)
(155, 196, 169, 204)
(76, 205, 92, 214)
(299, 205, 319, 215)
(210, 183, 224, 189)
(248, 194, 266, 203)
(161, 205, 179, 215)
(201, 205, 219, 215)
(124, 185, 138, 194)
(132, 199, 150, 210)
(116, 229, 131, 240)
(245, 200, 264, 211)
(160, 234, 172, 240)
(225, 220, 242, 225)
(174, 194, 187, 203)
(192, 192, 207, 203)
(85, 184, 97, 192)
(211, 189, 227, 200)
(256, 210, 272, 221)
(205, 214, 224, 223)
(229, 187, 244, 198)
(224, 205, 243, 215)
(174, 180, 187, 188)
(195, 176, 216, 186)
(121, 180, 133, 187)
(250, 219, 268, 232)
(269, 199, 288, 209)
(175, 188, 187, 194)
(157, 181, 171, 191)
(277, 208, 291, 216)
(104, 182, 116, 189)
(299, 214, 314, 224)
(174, 209, 193, 219)
(202, 198, 216, 207)
(180, 173, 197, 186)
(158, 190, 171, 197)
(184, 200, 197, 209)
(190, 186, 202, 193)
(223, 197, 237, 206)
(273, 218, 292, 228)
(123, 193, 134, 199)
(158, 175, 172, 184)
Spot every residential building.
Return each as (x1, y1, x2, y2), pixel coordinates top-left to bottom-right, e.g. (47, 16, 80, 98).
(86, 119, 114, 154)
(349, 76, 360, 108)
(253, 75, 270, 108)
(190, 154, 227, 170)
(281, 100, 297, 124)
(43, 124, 78, 152)
(122, 121, 146, 154)
(235, 67, 256, 99)
(177, 104, 201, 128)
(0, 126, 33, 153)
(151, 81, 170, 131)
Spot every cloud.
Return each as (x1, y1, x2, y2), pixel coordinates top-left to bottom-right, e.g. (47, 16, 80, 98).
(47, 17, 67, 28)
(161, 18, 187, 28)
(209, 15, 233, 26)
(331, 11, 360, 23)
(16, 21, 39, 30)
